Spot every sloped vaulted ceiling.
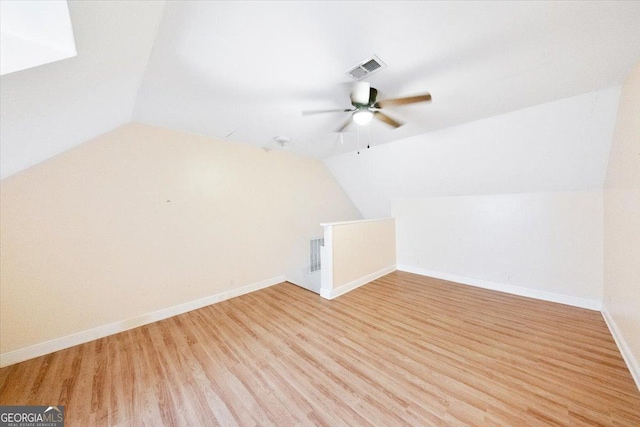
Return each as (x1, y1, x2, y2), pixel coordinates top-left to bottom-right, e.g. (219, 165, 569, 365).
(134, 1, 640, 157)
(1, 1, 639, 181)
(325, 87, 622, 218)
(0, 1, 165, 179)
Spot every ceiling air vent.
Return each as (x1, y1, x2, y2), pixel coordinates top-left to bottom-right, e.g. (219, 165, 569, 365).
(346, 55, 386, 81)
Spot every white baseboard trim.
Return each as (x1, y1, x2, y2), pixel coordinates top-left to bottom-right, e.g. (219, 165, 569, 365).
(320, 265, 396, 300)
(397, 265, 602, 311)
(601, 305, 640, 391)
(0, 275, 285, 368)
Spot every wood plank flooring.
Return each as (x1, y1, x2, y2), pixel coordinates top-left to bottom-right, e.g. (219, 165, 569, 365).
(1, 271, 639, 426)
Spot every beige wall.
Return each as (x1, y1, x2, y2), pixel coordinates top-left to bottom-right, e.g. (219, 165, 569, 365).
(331, 219, 396, 288)
(0, 123, 361, 355)
(604, 62, 640, 373)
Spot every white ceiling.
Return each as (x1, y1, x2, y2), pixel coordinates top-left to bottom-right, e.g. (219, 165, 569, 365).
(134, 1, 640, 158)
(1, 1, 639, 179)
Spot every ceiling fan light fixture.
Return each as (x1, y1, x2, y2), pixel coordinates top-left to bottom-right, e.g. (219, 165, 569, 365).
(352, 110, 373, 125)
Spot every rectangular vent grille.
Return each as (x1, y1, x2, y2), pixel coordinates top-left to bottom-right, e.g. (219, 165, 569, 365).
(310, 238, 324, 273)
(362, 59, 381, 72)
(346, 55, 386, 81)
(348, 67, 368, 80)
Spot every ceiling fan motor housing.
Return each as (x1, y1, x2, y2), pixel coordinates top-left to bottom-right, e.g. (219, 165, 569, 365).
(351, 81, 371, 105)
(303, 80, 431, 131)
(351, 84, 378, 110)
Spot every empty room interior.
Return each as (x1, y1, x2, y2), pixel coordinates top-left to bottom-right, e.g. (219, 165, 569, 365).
(1, 1, 640, 425)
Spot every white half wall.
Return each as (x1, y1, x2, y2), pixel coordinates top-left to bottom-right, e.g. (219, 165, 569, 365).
(393, 191, 604, 307)
(320, 218, 396, 299)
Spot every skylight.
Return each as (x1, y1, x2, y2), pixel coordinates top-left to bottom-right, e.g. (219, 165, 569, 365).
(0, 0, 77, 75)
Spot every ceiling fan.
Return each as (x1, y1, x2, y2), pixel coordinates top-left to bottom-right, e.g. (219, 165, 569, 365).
(302, 82, 432, 132)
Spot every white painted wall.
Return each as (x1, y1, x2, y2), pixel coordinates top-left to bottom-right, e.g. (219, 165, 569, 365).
(0, 123, 361, 364)
(394, 191, 603, 308)
(325, 87, 620, 218)
(603, 61, 640, 388)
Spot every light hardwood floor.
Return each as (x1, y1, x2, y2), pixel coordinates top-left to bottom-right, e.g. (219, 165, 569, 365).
(1, 271, 639, 426)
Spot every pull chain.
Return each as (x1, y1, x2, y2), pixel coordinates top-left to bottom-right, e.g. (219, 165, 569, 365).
(367, 123, 370, 149)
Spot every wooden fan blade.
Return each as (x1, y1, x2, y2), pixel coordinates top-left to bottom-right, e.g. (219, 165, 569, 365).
(369, 87, 378, 105)
(335, 117, 353, 132)
(374, 111, 403, 128)
(376, 93, 431, 108)
(302, 108, 351, 116)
